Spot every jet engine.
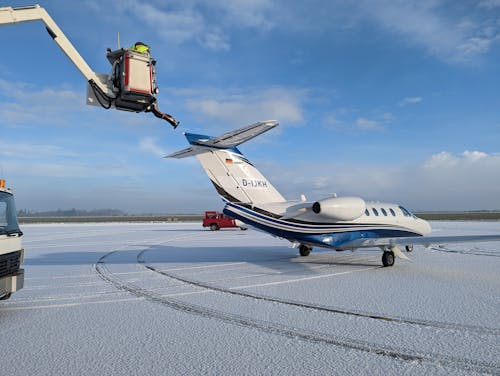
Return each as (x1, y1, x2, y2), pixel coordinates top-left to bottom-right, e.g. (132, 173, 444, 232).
(311, 196, 366, 221)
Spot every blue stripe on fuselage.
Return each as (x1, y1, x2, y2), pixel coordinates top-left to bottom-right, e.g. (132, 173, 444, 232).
(225, 202, 398, 231)
(223, 204, 421, 249)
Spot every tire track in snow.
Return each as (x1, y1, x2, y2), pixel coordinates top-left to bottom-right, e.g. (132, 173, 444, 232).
(138, 248, 500, 336)
(430, 245, 500, 257)
(95, 248, 499, 374)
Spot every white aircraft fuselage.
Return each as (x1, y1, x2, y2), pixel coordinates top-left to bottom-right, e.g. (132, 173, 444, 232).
(223, 199, 431, 251)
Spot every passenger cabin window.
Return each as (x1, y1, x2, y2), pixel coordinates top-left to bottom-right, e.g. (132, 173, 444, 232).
(372, 208, 379, 216)
(365, 209, 370, 216)
(381, 208, 387, 216)
(389, 208, 396, 216)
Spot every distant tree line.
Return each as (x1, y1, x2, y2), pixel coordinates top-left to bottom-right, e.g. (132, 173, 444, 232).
(17, 208, 127, 217)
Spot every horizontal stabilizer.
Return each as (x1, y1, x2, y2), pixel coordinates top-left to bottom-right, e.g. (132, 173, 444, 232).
(166, 145, 205, 159)
(166, 120, 278, 159)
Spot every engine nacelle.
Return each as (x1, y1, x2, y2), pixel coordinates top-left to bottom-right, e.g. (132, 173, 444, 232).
(312, 196, 366, 221)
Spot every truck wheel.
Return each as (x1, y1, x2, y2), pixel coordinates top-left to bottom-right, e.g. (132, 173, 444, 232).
(0, 293, 12, 301)
(210, 223, 219, 231)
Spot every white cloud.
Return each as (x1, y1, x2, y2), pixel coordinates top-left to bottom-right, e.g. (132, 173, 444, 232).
(0, 79, 85, 126)
(323, 111, 392, 132)
(270, 150, 500, 211)
(184, 87, 305, 127)
(424, 151, 457, 168)
(139, 137, 167, 157)
(3, 161, 127, 179)
(462, 150, 488, 162)
(399, 97, 423, 106)
(478, 0, 500, 9)
(355, 117, 383, 130)
(201, 29, 230, 52)
(424, 150, 491, 168)
(84, 1, 499, 63)
(210, 0, 276, 30)
(136, 3, 205, 45)
(98, 0, 276, 51)
(0, 141, 79, 159)
(356, 0, 500, 63)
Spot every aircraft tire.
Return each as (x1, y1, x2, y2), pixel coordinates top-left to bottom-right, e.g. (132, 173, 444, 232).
(299, 244, 311, 257)
(382, 251, 395, 267)
(0, 293, 12, 301)
(405, 245, 414, 252)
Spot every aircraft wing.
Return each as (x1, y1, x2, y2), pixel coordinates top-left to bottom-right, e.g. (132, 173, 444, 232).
(340, 234, 500, 249)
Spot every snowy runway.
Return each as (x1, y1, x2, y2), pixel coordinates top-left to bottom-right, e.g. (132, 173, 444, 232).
(1, 222, 499, 375)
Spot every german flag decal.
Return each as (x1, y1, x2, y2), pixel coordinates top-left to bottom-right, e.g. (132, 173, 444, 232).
(225, 158, 233, 164)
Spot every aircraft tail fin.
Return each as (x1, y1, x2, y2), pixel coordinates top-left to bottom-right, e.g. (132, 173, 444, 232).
(166, 120, 285, 205)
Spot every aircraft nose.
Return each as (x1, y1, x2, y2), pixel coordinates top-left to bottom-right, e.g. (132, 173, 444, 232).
(420, 219, 432, 235)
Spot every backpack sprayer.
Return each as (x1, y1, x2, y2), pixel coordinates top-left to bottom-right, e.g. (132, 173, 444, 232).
(0, 4, 179, 128)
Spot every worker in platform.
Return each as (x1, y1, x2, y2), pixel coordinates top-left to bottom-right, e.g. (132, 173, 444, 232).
(130, 41, 150, 54)
(129, 41, 180, 129)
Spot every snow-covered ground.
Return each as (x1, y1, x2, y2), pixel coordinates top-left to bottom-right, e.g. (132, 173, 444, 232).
(1, 221, 499, 375)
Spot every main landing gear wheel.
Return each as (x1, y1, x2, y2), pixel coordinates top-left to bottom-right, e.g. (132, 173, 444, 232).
(299, 244, 312, 257)
(405, 245, 414, 252)
(382, 251, 395, 267)
(210, 223, 219, 231)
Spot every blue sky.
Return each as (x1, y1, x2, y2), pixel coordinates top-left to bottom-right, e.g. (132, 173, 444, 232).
(1, 0, 499, 213)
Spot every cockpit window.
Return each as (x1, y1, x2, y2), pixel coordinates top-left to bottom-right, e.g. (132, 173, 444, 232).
(381, 208, 387, 216)
(399, 206, 414, 218)
(365, 209, 370, 216)
(372, 208, 379, 216)
(389, 208, 396, 216)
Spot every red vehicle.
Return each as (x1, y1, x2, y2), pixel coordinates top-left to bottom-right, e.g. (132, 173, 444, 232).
(203, 211, 246, 231)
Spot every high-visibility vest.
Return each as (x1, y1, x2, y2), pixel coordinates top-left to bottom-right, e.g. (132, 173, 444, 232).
(131, 42, 150, 53)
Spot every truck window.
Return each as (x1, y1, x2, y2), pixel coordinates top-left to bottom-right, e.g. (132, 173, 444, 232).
(0, 192, 20, 234)
(0, 202, 7, 227)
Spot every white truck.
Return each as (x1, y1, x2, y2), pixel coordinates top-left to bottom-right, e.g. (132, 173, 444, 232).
(0, 179, 24, 300)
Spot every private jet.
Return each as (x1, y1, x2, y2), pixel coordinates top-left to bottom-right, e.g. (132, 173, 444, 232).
(167, 121, 500, 266)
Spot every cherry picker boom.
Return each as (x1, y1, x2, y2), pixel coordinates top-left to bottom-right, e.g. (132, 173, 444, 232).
(0, 4, 179, 128)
